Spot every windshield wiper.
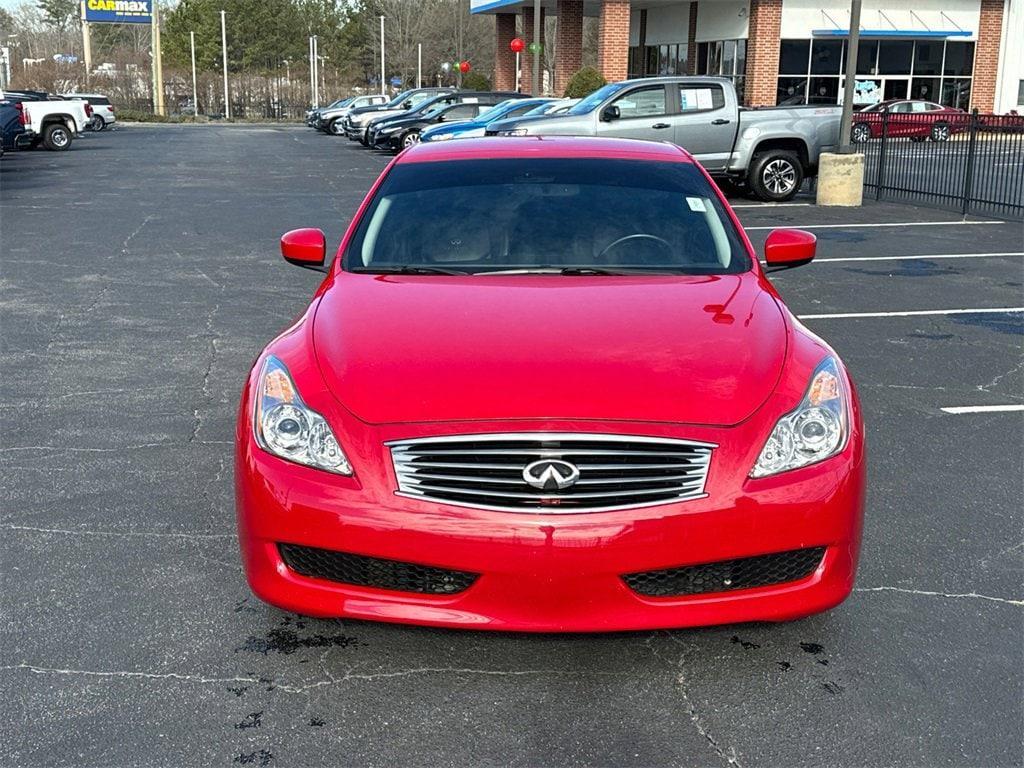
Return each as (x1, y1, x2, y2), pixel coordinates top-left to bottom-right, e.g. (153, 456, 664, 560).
(558, 267, 678, 276)
(355, 265, 471, 275)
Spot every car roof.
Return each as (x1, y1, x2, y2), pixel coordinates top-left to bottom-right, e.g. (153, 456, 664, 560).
(398, 136, 694, 164)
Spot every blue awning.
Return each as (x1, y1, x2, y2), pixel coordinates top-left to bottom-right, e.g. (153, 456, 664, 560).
(812, 29, 973, 38)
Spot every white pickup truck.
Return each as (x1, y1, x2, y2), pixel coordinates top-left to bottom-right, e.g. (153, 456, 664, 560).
(0, 89, 92, 151)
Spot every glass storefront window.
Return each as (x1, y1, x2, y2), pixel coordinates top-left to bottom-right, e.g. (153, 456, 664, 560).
(942, 78, 971, 110)
(708, 41, 723, 76)
(878, 41, 913, 75)
(911, 77, 940, 102)
(808, 77, 840, 104)
(736, 39, 747, 77)
(780, 40, 810, 75)
(696, 42, 708, 75)
(913, 41, 942, 75)
(722, 40, 736, 79)
(944, 42, 974, 76)
(777, 39, 972, 110)
(810, 40, 844, 75)
(856, 40, 878, 75)
(777, 76, 808, 105)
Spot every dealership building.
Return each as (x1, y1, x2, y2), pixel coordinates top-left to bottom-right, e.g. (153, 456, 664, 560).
(474, 0, 1024, 113)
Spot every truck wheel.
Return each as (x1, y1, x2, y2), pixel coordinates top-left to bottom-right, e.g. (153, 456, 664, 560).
(850, 122, 871, 144)
(748, 150, 803, 202)
(90, 115, 105, 131)
(42, 123, 73, 151)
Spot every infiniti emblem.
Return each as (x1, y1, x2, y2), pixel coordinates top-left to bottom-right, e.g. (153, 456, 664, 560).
(522, 459, 580, 491)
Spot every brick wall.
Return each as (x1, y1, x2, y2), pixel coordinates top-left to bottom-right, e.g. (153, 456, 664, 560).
(521, 7, 547, 94)
(744, 0, 782, 107)
(686, 2, 698, 75)
(597, 0, 630, 83)
(494, 13, 518, 92)
(555, 0, 584, 95)
(971, 0, 1004, 112)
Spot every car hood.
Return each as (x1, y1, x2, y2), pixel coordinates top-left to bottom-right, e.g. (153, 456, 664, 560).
(312, 274, 787, 426)
(486, 114, 579, 134)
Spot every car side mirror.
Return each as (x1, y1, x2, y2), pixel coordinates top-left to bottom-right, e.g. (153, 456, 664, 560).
(402, 100, 413, 109)
(601, 105, 620, 122)
(763, 229, 816, 272)
(280, 228, 328, 273)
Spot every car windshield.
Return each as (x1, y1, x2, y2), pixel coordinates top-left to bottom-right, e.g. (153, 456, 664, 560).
(387, 89, 416, 107)
(568, 83, 630, 115)
(475, 100, 518, 121)
(344, 158, 750, 275)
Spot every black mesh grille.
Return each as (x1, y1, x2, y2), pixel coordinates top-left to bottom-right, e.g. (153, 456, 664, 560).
(623, 547, 826, 597)
(278, 543, 479, 595)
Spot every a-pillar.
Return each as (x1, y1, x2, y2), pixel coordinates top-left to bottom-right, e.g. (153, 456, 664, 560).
(521, 6, 546, 94)
(744, 0, 783, 107)
(494, 13, 518, 91)
(554, 0, 584, 96)
(597, 0, 630, 83)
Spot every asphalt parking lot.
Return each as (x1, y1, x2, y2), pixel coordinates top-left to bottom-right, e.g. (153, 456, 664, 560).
(1, 124, 1021, 767)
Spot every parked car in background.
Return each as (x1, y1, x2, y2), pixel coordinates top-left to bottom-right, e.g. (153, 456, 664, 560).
(421, 98, 553, 143)
(62, 93, 116, 130)
(372, 102, 493, 151)
(342, 87, 455, 142)
(1, 95, 27, 155)
(237, 136, 865, 631)
(367, 91, 522, 149)
(316, 94, 389, 134)
(307, 98, 350, 127)
(851, 100, 966, 143)
(0, 89, 91, 150)
(487, 76, 842, 202)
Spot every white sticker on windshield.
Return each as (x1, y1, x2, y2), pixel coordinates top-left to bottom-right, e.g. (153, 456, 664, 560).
(686, 197, 707, 212)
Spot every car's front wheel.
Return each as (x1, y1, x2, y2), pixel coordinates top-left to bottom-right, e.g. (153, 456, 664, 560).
(42, 122, 73, 151)
(747, 150, 804, 202)
(328, 118, 345, 136)
(930, 122, 950, 142)
(401, 130, 421, 149)
(850, 122, 871, 144)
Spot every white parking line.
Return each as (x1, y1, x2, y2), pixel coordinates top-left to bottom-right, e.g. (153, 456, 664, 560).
(732, 202, 813, 208)
(812, 252, 1024, 263)
(745, 220, 1005, 231)
(798, 307, 1024, 320)
(941, 405, 1024, 414)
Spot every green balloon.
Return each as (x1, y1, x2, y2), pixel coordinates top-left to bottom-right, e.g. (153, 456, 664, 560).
(527, 42, 542, 54)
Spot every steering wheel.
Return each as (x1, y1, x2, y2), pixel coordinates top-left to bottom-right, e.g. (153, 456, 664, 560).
(597, 233, 674, 264)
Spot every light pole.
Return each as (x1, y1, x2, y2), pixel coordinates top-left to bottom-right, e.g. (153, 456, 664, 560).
(189, 30, 198, 115)
(838, 0, 862, 152)
(220, 9, 229, 118)
(312, 35, 319, 107)
(531, 0, 541, 96)
(379, 15, 385, 96)
(417, 43, 422, 89)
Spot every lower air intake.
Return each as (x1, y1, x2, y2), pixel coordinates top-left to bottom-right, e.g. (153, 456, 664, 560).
(278, 543, 479, 595)
(623, 547, 826, 597)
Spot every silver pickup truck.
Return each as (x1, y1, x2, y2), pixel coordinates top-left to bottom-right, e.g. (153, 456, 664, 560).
(487, 76, 841, 202)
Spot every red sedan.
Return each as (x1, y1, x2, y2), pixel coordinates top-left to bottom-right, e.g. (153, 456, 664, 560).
(236, 137, 866, 632)
(851, 100, 966, 143)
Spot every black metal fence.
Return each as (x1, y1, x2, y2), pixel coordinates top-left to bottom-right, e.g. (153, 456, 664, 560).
(858, 109, 1024, 219)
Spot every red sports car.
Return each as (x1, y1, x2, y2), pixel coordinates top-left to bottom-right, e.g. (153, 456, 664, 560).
(851, 99, 966, 143)
(236, 137, 866, 632)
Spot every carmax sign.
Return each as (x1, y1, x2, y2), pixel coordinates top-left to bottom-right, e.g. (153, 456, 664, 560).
(84, 0, 152, 24)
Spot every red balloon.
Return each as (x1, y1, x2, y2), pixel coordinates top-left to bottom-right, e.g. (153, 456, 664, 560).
(509, 37, 525, 53)
(459, 60, 471, 73)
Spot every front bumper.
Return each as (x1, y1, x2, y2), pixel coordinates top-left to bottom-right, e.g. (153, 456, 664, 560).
(236, 408, 865, 632)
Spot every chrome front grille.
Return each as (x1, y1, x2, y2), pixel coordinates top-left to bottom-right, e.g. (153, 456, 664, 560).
(387, 433, 714, 513)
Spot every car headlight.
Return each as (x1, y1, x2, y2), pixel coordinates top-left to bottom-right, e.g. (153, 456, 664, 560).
(499, 128, 529, 136)
(750, 357, 848, 478)
(253, 355, 352, 475)
(429, 132, 454, 141)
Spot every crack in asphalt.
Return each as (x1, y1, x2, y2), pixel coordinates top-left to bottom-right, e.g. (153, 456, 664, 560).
(855, 586, 1023, 606)
(0, 523, 235, 540)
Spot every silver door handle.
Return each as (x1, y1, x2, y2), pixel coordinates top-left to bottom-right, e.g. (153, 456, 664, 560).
(652, 122, 671, 129)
